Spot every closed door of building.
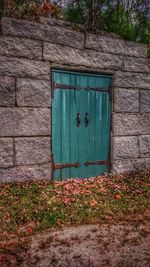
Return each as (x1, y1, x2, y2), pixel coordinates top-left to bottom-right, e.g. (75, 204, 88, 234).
(52, 70, 112, 180)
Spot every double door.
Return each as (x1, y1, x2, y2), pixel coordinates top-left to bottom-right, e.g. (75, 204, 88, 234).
(52, 70, 112, 180)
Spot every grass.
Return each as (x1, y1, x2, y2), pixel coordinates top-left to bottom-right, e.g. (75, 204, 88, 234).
(0, 169, 150, 236)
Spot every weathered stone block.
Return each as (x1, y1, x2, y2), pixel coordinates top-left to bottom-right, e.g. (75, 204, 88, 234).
(86, 33, 147, 58)
(0, 138, 14, 167)
(15, 137, 50, 165)
(40, 16, 75, 27)
(114, 71, 150, 89)
(41, 17, 121, 38)
(113, 114, 150, 136)
(124, 57, 150, 73)
(113, 136, 139, 159)
(112, 158, 150, 174)
(39, 17, 85, 31)
(0, 108, 50, 136)
(0, 76, 15, 106)
(16, 79, 51, 107)
(0, 36, 42, 60)
(140, 90, 150, 113)
(0, 164, 51, 182)
(2, 17, 84, 49)
(43, 43, 123, 70)
(0, 56, 50, 80)
(114, 88, 139, 112)
(139, 135, 150, 157)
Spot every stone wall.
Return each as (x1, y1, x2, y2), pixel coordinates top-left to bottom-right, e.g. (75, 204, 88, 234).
(0, 17, 150, 182)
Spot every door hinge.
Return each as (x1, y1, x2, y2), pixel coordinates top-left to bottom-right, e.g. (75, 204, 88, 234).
(51, 81, 55, 99)
(55, 83, 80, 90)
(84, 160, 110, 166)
(53, 162, 81, 170)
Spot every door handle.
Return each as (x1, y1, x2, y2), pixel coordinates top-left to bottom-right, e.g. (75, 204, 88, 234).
(85, 112, 89, 127)
(77, 112, 81, 127)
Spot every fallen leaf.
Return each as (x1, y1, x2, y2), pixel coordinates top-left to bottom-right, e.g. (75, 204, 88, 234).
(114, 194, 122, 200)
(27, 226, 33, 235)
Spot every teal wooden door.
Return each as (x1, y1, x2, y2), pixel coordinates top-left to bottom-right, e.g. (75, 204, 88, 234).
(52, 70, 112, 180)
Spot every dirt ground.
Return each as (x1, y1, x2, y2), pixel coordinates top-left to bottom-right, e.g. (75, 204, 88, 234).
(4, 221, 148, 267)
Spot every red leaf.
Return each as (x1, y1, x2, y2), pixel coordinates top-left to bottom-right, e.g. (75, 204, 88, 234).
(114, 193, 122, 200)
(0, 254, 5, 267)
(27, 226, 33, 235)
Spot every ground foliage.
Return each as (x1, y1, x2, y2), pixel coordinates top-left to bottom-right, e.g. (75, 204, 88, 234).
(0, 169, 150, 266)
(0, 169, 149, 236)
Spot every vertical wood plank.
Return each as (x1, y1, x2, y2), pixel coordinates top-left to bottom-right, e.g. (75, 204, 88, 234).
(86, 90, 96, 177)
(78, 89, 87, 178)
(70, 89, 79, 178)
(52, 72, 61, 179)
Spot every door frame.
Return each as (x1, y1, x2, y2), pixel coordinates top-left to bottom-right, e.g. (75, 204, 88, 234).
(50, 67, 114, 180)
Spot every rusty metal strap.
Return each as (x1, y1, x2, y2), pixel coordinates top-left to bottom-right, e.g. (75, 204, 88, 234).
(54, 83, 111, 93)
(84, 160, 110, 166)
(55, 83, 80, 90)
(54, 162, 80, 170)
(53, 161, 110, 169)
(85, 87, 110, 93)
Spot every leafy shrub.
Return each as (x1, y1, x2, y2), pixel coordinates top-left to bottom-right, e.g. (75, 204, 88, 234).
(1, 0, 62, 20)
(0, 0, 149, 56)
(64, 0, 150, 55)
(0, 0, 4, 19)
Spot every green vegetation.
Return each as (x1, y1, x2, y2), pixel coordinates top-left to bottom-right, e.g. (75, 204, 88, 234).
(0, 0, 4, 19)
(64, 0, 150, 53)
(0, 169, 149, 235)
(0, 1, 149, 55)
